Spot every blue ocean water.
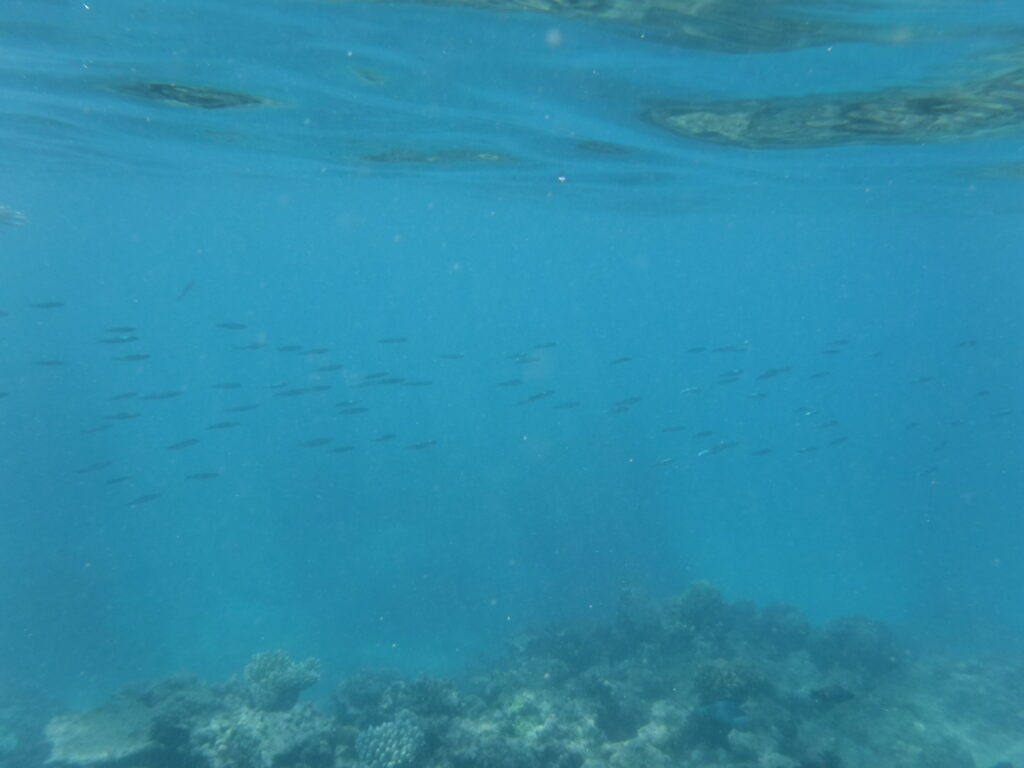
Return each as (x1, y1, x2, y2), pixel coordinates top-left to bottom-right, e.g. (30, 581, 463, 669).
(0, 0, 1022, 715)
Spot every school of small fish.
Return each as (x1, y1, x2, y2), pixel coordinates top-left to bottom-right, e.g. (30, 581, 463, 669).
(0, 281, 1012, 510)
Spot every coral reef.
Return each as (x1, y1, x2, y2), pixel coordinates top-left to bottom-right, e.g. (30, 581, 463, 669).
(45, 695, 160, 767)
(693, 658, 769, 704)
(35, 585, 1024, 768)
(244, 650, 321, 712)
(355, 710, 425, 768)
(42, 655, 325, 768)
(192, 703, 334, 768)
(44, 676, 222, 768)
(810, 616, 902, 679)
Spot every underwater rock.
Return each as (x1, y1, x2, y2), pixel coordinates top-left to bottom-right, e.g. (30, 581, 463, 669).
(683, 698, 752, 747)
(0, 686, 57, 768)
(45, 697, 158, 767)
(515, 626, 606, 680)
(336, 671, 406, 725)
(335, 675, 465, 768)
(630, 700, 689, 756)
(613, 587, 663, 644)
(727, 727, 792, 766)
(693, 658, 770, 704)
(191, 703, 335, 768)
(759, 603, 812, 656)
(443, 718, 538, 768)
(811, 616, 902, 677)
(441, 687, 596, 768)
(664, 580, 732, 638)
(44, 661, 330, 768)
(336, 672, 465, 730)
(244, 651, 321, 712)
(44, 676, 221, 768)
(916, 735, 976, 768)
(808, 684, 856, 706)
(604, 736, 672, 768)
(930, 658, 1024, 737)
(576, 662, 667, 742)
(375, 677, 465, 723)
